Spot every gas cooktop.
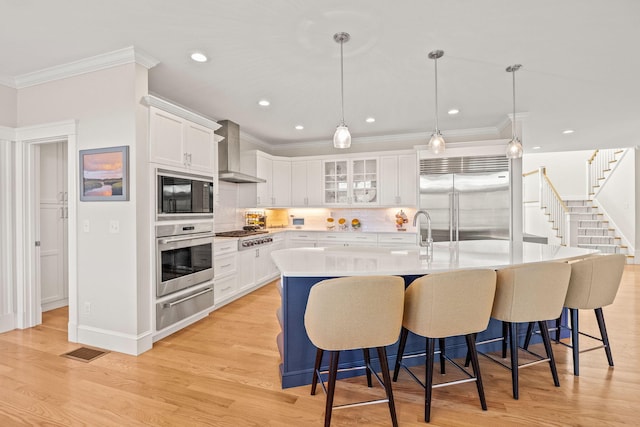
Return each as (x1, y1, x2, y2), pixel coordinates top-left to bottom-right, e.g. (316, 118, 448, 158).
(215, 229, 268, 238)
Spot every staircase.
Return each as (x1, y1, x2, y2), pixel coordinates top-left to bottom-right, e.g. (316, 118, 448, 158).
(565, 199, 633, 261)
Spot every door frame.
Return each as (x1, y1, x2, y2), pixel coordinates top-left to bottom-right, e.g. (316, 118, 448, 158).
(16, 120, 78, 342)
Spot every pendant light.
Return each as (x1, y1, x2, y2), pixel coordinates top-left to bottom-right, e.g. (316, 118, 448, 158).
(506, 64, 523, 159)
(333, 32, 351, 149)
(428, 50, 445, 154)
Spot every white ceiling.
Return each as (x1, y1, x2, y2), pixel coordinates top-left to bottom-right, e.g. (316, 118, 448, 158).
(2, 0, 639, 153)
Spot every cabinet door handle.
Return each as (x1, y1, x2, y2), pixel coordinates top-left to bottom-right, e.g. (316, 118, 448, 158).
(183, 153, 188, 165)
(64, 207, 68, 218)
(64, 191, 68, 201)
(188, 153, 192, 165)
(256, 249, 260, 258)
(58, 191, 64, 202)
(60, 207, 64, 218)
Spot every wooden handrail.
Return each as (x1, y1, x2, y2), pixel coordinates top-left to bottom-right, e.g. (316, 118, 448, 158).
(587, 149, 599, 164)
(522, 169, 539, 177)
(542, 172, 568, 212)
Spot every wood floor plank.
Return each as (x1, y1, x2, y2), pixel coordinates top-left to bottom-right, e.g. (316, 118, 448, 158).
(1, 266, 639, 425)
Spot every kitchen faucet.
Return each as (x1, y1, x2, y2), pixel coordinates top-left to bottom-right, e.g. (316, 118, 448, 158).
(413, 210, 433, 251)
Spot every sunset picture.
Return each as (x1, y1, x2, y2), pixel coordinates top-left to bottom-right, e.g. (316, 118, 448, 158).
(79, 146, 129, 201)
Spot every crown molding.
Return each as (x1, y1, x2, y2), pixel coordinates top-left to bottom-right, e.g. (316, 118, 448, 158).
(0, 126, 16, 140)
(142, 94, 221, 131)
(14, 46, 159, 89)
(267, 125, 503, 153)
(0, 75, 16, 88)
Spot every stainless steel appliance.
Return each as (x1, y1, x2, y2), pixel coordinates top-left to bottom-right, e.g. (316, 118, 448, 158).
(156, 285, 214, 331)
(215, 227, 273, 251)
(157, 169, 214, 220)
(419, 155, 510, 242)
(156, 222, 214, 297)
(215, 120, 266, 184)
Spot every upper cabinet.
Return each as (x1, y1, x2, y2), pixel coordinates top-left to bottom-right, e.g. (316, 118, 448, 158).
(291, 159, 323, 207)
(379, 154, 417, 206)
(323, 158, 378, 205)
(242, 151, 291, 207)
(144, 96, 221, 175)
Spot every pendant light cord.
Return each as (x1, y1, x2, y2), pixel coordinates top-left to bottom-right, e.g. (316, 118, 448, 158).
(434, 55, 439, 133)
(340, 39, 345, 126)
(512, 68, 516, 138)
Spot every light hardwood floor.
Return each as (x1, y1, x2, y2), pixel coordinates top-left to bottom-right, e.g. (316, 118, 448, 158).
(1, 265, 639, 426)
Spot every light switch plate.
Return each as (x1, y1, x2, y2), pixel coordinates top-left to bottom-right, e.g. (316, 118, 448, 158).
(83, 220, 90, 233)
(109, 220, 120, 234)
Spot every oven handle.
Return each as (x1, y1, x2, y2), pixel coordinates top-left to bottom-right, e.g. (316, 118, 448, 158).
(163, 287, 213, 308)
(158, 233, 215, 245)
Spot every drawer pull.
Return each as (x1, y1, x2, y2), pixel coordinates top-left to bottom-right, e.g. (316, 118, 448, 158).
(163, 288, 212, 308)
(221, 286, 232, 292)
(221, 263, 232, 268)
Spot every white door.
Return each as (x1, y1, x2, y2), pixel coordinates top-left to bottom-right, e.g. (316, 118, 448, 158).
(39, 141, 69, 312)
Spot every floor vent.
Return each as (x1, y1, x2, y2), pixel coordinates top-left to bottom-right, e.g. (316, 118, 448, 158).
(62, 347, 109, 363)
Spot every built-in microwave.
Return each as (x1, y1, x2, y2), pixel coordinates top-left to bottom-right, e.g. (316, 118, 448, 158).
(157, 169, 214, 220)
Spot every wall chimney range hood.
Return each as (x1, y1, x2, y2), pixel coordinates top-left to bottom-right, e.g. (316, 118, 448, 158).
(215, 120, 266, 184)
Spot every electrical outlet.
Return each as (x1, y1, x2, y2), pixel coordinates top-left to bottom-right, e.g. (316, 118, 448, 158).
(109, 220, 120, 234)
(83, 220, 90, 233)
(84, 302, 91, 314)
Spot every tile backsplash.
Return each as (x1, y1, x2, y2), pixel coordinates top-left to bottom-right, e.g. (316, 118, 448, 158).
(215, 182, 417, 232)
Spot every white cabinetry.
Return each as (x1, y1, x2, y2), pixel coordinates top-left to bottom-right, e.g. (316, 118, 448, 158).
(214, 240, 239, 307)
(379, 154, 417, 206)
(316, 232, 378, 247)
(287, 232, 318, 248)
(323, 158, 378, 205)
(244, 151, 291, 207)
(291, 160, 323, 206)
(148, 105, 216, 174)
(377, 232, 418, 247)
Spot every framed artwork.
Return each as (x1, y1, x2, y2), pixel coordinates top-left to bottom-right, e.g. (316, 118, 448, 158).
(79, 145, 129, 201)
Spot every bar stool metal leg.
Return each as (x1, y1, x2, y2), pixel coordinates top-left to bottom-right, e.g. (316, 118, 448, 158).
(425, 337, 436, 423)
(363, 348, 373, 387)
(465, 334, 487, 410)
(393, 327, 409, 382)
(439, 338, 446, 374)
(538, 320, 560, 387)
(508, 322, 519, 400)
(311, 348, 323, 395)
(595, 308, 614, 367)
(376, 346, 399, 427)
(324, 350, 340, 427)
(570, 308, 580, 376)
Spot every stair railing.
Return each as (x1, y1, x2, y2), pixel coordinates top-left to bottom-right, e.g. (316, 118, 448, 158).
(523, 167, 569, 245)
(586, 148, 622, 198)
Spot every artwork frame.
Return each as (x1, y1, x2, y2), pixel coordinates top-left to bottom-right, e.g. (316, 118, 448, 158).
(79, 145, 129, 201)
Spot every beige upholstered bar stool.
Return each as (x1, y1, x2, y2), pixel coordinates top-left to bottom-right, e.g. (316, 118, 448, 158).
(304, 276, 405, 427)
(524, 253, 626, 376)
(484, 262, 571, 400)
(393, 269, 497, 423)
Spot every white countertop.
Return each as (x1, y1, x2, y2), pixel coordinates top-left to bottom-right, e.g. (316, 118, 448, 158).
(271, 240, 598, 277)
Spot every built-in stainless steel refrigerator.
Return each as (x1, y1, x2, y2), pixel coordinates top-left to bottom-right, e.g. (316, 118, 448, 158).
(419, 155, 510, 242)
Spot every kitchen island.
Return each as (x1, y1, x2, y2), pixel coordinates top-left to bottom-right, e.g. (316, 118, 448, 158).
(272, 240, 597, 388)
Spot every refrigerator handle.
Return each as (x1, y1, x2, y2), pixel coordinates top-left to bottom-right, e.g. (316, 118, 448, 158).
(455, 192, 460, 241)
(449, 192, 454, 241)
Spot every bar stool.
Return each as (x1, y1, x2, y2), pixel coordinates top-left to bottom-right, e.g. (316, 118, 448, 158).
(523, 253, 626, 375)
(393, 269, 497, 423)
(304, 276, 405, 427)
(480, 262, 571, 400)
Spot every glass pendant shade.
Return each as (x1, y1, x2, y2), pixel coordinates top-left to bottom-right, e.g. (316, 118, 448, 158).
(333, 124, 351, 149)
(429, 132, 445, 154)
(506, 137, 523, 159)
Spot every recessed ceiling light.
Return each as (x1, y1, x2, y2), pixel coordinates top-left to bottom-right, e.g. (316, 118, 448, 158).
(447, 109, 460, 115)
(190, 52, 208, 63)
(295, 125, 304, 130)
(532, 146, 542, 150)
(258, 99, 270, 107)
(562, 129, 575, 134)
(365, 117, 376, 123)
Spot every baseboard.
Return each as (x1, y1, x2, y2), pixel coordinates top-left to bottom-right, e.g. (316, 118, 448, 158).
(0, 312, 15, 333)
(76, 325, 153, 356)
(42, 298, 68, 313)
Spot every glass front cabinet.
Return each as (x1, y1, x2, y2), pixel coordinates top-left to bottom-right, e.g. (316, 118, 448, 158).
(323, 158, 378, 205)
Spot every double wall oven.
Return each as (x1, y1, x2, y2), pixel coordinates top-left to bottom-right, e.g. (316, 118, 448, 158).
(155, 169, 215, 332)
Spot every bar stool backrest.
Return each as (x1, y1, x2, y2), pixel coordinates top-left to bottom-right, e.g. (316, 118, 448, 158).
(403, 269, 497, 338)
(304, 276, 405, 351)
(564, 254, 626, 310)
(493, 262, 571, 323)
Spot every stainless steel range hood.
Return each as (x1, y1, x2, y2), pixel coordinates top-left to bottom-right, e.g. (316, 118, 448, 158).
(215, 120, 266, 184)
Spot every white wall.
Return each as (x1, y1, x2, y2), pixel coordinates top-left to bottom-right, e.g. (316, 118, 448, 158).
(523, 150, 592, 199)
(594, 149, 636, 250)
(17, 63, 151, 354)
(0, 84, 17, 127)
